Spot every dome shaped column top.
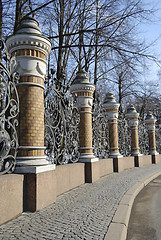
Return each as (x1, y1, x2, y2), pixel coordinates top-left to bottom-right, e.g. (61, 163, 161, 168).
(6, 16, 51, 57)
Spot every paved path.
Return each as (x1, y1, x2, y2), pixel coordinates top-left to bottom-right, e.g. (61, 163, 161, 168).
(127, 174, 161, 240)
(1, 164, 161, 240)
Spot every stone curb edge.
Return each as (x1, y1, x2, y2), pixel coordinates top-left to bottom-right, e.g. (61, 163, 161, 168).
(104, 169, 161, 240)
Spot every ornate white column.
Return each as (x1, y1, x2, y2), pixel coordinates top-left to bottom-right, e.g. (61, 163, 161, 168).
(103, 92, 122, 158)
(125, 105, 140, 156)
(70, 69, 98, 162)
(145, 112, 158, 156)
(6, 16, 54, 172)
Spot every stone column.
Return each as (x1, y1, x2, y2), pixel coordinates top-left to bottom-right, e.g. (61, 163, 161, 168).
(6, 16, 54, 173)
(125, 105, 140, 156)
(6, 17, 56, 212)
(70, 70, 99, 183)
(103, 92, 122, 159)
(70, 70, 98, 162)
(145, 112, 158, 163)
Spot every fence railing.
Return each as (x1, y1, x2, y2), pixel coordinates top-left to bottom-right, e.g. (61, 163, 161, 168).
(0, 40, 19, 175)
(1, 35, 161, 174)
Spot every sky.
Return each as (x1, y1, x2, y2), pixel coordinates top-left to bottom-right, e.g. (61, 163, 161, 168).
(139, 0, 161, 85)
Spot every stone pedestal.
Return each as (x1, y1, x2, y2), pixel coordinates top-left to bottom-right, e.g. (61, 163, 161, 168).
(134, 155, 152, 167)
(23, 169, 56, 212)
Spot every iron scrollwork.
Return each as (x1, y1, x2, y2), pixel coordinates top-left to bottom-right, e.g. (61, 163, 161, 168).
(0, 40, 19, 175)
(93, 97, 109, 159)
(138, 118, 149, 155)
(118, 112, 131, 157)
(44, 80, 80, 165)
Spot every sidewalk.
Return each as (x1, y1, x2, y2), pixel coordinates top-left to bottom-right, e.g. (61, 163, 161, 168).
(1, 164, 161, 240)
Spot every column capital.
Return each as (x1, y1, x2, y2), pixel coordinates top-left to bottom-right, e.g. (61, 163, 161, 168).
(145, 112, 156, 130)
(70, 69, 95, 94)
(103, 92, 120, 120)
(6, 16, 51, 56)
(6, 16, 51, 79)
(125, 104, 139, 127)
(70, 70, 95, 109)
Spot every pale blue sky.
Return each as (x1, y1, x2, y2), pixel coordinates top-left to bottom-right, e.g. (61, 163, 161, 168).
(139, 0, 161, 84)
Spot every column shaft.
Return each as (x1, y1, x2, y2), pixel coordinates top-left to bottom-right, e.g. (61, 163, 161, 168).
(79, 108, 93, 154)
(109, 119, 119, 154)
(131, 127, 139, 153)
(148, 130, 156, 153)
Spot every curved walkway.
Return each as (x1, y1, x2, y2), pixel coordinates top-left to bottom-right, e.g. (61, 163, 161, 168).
(127, 175, 161, 240)
(1, 164, 161, 240)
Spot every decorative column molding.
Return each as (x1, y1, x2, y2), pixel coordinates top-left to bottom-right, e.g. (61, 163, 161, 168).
(145, 112, 158, 156)
(125, 105, 141, 156)
(70, 69, 98, 162)
(6, 16, 54, 172)
(103, 92, 122, 158)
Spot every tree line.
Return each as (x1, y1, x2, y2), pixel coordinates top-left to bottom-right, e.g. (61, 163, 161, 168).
(0, 0, 161, 120)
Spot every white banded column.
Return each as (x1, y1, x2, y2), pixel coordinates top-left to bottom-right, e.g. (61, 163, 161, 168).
(103, 92, 122, 158)
(145, 112, 158, 155)
(125, 105, 140, 156)
(6, 16, 55, 173)
(70, 70, 98, 162)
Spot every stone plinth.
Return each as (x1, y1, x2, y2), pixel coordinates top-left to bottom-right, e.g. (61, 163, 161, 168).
(0, 174, 24, 225)
(23, 168, 56, 212)
(134, 155, 152, 167)
(113, 156, 135, 172)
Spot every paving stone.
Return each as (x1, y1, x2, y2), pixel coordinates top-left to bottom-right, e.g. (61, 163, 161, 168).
(1, 164, 161, 239)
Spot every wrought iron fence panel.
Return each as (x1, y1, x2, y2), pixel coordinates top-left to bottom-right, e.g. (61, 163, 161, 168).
(118, 112, 131, 157)
(44, 85, 80, 165)
(93, 101, 109, 159)
(138, 118, 149, 155)
(0, 40, 19, 175)
(155, 124, 161, 154)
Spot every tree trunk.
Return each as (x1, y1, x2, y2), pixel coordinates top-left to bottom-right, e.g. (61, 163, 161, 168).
(118, 73, 123, 112)
(57, 0, 64, 87)
(14, 0, 23, 32)
(94, 0, 98, 102)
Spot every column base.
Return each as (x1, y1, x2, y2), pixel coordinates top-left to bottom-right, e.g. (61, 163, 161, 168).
(150, 151, 159, 156)
(14, 164, 56, 174)
(131, 151, 142, 157)
(109, 152, 123, 159)
(16, 156, 50, 167)
(79, 153, 99, 163)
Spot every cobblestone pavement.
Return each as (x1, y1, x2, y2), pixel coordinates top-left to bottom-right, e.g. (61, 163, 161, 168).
(1, 164, 161, 240)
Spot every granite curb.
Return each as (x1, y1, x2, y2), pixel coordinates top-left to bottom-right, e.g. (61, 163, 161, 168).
(104, 169, 161, 240)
